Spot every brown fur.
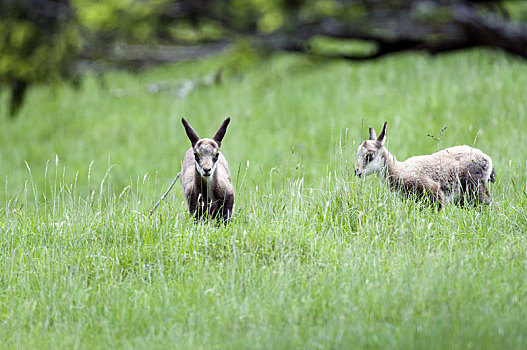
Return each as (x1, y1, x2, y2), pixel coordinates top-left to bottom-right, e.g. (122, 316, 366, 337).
(356, 122, 494, 208)
(180, 118, 234, 222)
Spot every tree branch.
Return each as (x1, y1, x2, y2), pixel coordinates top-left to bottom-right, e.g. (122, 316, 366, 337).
(255, 2, 527, 61)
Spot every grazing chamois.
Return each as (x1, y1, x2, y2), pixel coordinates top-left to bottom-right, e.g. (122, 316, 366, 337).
(181, 118, 234, 221)
(355, 122, 495, 208)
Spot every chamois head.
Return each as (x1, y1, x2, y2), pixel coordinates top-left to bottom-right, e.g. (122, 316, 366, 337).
(355, 121, 387, 177)
(181, 117, 230, 178)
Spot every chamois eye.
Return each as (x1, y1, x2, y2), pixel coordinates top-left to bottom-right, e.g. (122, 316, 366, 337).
(365, 153, 374, 163)
(213, 153, 219, 160)
(194, 153, 200, 161)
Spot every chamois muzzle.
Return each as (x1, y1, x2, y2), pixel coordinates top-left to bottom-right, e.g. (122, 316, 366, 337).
(354, 165, 363, 178)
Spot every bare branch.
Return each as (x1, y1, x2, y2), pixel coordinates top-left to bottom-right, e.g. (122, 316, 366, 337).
(149, 173, 181, 216)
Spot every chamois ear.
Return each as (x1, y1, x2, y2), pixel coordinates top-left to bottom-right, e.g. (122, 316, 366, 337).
(182, 118, 200, 147)
(376, 121, 387, 146)
(213, 117, 230, 147)
(369, 126, 377, 140)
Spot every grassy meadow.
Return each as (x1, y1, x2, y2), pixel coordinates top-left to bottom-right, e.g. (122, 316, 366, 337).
(1, 49, 527, 349)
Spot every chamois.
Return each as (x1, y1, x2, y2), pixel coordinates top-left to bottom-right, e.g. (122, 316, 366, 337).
(355, 122, 495, 208)
(181, 117, 234, 221)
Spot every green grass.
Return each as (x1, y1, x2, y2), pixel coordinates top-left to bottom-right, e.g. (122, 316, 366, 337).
(1, 49, 527, 349)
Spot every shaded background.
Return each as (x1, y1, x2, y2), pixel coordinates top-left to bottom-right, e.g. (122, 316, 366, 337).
(2, 0, 527, 115)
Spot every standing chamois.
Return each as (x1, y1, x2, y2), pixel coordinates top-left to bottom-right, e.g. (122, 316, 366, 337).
(355, 122, 495, 208)
(181, 117, 234, 221)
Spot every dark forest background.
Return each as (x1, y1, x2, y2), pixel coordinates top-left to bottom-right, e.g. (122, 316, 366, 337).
(1, 0, 527, 116)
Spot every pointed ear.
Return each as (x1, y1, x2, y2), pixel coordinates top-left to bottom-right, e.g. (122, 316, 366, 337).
(376, 121, 387, 146)
(213, 117, 230, 147)
(369, 127, 377, 140)
(181, 118, 200, 147)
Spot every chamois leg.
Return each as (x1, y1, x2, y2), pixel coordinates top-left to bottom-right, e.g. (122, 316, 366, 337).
(434, 189, 445, 210)
(477, 182, 492, 206)
(425, 183, 444, 210)
(186, 192, 199, 219)
(194, 195, 210, 220)
(222, 194, 234, 222)
(463, 181, 490, 207)
(212, 195, 234, 223)
(457, 184, 470, 208)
